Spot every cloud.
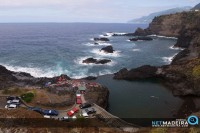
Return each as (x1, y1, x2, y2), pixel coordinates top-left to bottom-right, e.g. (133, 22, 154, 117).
(0, 0, 198, 22)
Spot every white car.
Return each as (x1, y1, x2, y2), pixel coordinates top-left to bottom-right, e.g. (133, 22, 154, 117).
(72, 116, 77, 119)
(81, 110, 89, 117)
(5, 104, 17, 109)
(44, 115, 51, 118)
(7, 99, 20, 104)
(60, 116, 69, 121)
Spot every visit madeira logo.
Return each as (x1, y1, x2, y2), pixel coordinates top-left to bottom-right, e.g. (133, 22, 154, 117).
(152, 115, 199, 127)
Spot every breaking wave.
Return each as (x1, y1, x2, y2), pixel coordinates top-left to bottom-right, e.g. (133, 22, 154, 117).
(84, 42, 112, 47)
(162, 53, 178, 64)
(170, 45, 185, 50)
(148, 35, 177, 39)
(132, 49, 141, 52)
(91, 48, 121, 57)
(0, 63, 64, 78)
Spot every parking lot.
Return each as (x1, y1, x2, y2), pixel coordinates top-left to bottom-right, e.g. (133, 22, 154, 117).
(0, 96, 7, 108)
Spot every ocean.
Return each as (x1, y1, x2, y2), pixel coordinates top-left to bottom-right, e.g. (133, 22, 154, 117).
(0, 23, 187, 119)
(0, 23, 180, 78)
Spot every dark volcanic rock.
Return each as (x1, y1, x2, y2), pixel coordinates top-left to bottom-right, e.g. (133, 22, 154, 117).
(84, 85, 109, 109)
(82, 58, 111, 64)
(114, 65, 158, 80)
(83, 58, 97, 64)
(134, 28, 149, 36)
(129, 36, 153, 41)
(100, 46, 114, 53)
(97, 59, 111, 64)
(94, 37, 109, 42)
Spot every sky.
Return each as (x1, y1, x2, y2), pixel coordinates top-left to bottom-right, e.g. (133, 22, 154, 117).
(0, 0, 199, 23)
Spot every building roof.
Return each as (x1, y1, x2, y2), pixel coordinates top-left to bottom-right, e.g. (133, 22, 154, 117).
(78, 85, 86, 91)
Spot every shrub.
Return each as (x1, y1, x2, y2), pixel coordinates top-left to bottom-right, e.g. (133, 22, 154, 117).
(192, 65, 200, 77)
(21, 92, 34, 103)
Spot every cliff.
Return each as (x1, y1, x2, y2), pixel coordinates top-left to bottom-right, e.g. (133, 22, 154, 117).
(115, 11, 200, 96)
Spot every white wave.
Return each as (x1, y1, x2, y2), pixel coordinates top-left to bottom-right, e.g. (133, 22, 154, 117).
(162, 53, 178, 64)
(105, 32, 114, 36)
(91, 48, 121, 57)
(1, 64, 54, 78)
(101, 32, 127, 37)
(170, 45, 185, 50)
(74, 56, 116, 66)
(98, 69, 113, 75)
(148, 34, 177, 39)
(0, 63, 71, 78)
(89, 69, 113, 77)
(112, 32, 126, 35)
(132, 49, 141, 52)
(89, 38, 94, 41)
(99, 34, 112, 38)
(72, 69, 113, 79)
(0, 63, 114, 79)
(84, 42, 112, 47)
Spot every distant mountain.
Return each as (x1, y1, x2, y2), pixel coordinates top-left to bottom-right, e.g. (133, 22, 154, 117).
(128, 7, 191, 24)
(192, 3, 200, 10)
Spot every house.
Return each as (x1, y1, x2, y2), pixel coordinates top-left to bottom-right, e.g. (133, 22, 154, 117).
(78, 85, 86, 94)
(76, 94, 81, 99)
(89, 82, 99, 87)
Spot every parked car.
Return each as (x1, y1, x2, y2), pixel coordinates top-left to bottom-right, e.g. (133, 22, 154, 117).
(76, 98, 82, 104)
(28, 107, 43, 114)
(60, 116, 69, 121)
(7, 99, 20, 105)
(5, 104, 17, 109)
(42, 110, 58, 116)
(44, 115, 51, 118)
(6, 96, 19, 101)
(79, 103, 91, 109)
(85, 108, 96, 114)
(67, 107, 79, 117)
(81, 110, 89, 117)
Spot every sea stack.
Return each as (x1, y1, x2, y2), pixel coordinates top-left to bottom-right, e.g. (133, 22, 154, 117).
(100, 46, 114, 53)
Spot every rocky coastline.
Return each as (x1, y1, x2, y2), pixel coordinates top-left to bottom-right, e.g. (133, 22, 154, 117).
(114, 11, 200, 96)
(0, 65, 109, 109)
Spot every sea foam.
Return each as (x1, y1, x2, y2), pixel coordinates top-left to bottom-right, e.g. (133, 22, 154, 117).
(132, 49, 141, 52)
(91, 48, 121, 57)
(162, 53, 178, 64)
(148, 34, 177, 39)
(84, 42, 112, 47)
(170, 45, 185, 50)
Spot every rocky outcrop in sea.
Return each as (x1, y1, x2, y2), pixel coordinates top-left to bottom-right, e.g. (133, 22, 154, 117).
(82, 58, 111, 64)
(100, 46, 115, 53)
